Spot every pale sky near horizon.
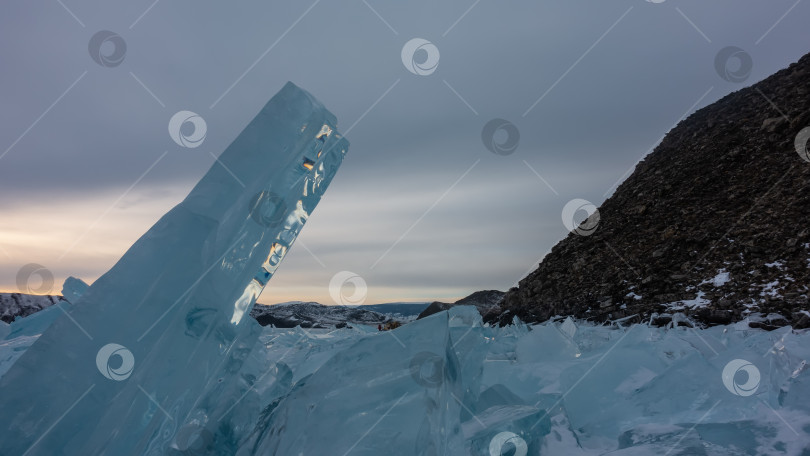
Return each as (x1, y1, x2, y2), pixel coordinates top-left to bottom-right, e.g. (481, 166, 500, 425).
(0, 1, 807, 305)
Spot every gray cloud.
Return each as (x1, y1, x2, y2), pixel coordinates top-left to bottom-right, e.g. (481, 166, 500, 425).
(0, 0, 807, 303)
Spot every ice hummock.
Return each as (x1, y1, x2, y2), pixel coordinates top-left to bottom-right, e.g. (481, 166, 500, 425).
(3, 303, 809, 454)
(0, 82, 348, 455)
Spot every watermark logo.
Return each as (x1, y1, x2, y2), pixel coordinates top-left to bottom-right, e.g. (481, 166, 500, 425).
(329, 271, 367, 305)
(714, 46, 752, 83)
(401, 38, 440, 76)
(409, 351, 445, 388)
(562, 199, 600, 236)
(481, 119, 520, 156)
(16, 263, 54, 294)
(96, 343, 135, 381)
(795, 127, 810, 163)
(88, 31, 126, 68)
(169, 111, 207, 148)
(249, 191, 287, 227)
(722, 358, 760, 397)
(488, 431, 528, 456)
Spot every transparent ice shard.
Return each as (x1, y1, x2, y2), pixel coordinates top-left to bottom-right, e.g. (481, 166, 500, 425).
(239, 312, 466, 455)
(0, 82, 348, 455)
(61, 276, 89, 304)
(2, 303, 810, 453)
(559, 316, 577, 339)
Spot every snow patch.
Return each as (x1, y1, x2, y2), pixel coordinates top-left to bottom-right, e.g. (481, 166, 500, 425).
(700, 269, 729, 287)
(665, 291, 710, 311)
(761, 280, 782, 298)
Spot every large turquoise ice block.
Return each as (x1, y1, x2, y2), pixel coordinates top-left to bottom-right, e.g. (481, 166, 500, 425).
(0, 82, 348, 455)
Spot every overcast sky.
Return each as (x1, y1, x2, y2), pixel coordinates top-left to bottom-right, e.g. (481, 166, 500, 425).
(0, 0, 807, 305)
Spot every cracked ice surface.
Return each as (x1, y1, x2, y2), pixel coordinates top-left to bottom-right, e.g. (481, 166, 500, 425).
(2, 304, 810, 454)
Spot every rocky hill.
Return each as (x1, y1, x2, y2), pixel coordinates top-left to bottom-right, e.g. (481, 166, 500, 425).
(490, 52, 810, 329)
(417, 290, 504, 320)
(0, 294, 62, 323)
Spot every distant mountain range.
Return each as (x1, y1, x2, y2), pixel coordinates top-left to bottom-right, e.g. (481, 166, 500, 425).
(0, 294, 64, 324)
(250, 301, 430, 328)
(0, 293, 430, 330)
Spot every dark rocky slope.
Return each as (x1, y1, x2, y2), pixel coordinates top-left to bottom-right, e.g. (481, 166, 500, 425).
(417, 290, 504, 320)
(491, 52, 810, 329)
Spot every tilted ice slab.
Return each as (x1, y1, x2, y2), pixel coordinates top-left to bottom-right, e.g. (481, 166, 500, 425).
(0, 82, 348, 455)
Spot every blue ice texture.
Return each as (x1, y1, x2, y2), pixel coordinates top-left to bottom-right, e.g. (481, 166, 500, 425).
(0, 82, 349, 455)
